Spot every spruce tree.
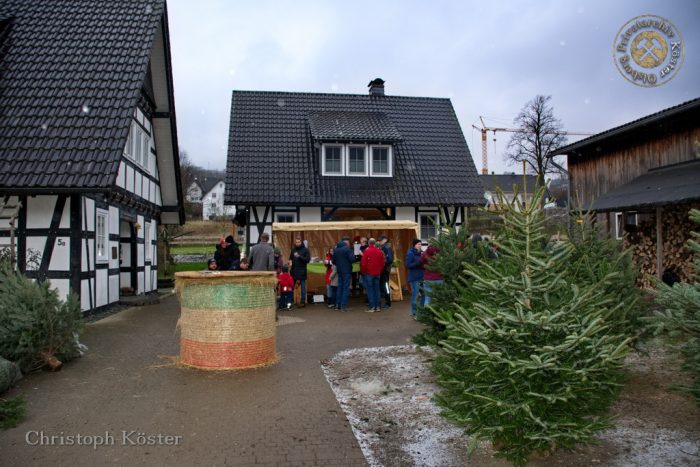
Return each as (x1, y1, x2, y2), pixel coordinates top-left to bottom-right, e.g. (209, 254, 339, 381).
(432, 189, 631, 466)
(651, 208, 700, 403)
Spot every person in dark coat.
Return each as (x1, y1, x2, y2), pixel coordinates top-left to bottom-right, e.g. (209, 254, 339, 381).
(214, 235, 240, 270)
(289, 237, 311, 307)
(378, 235, 394, 309)
(331, 237, 355, 311)
(405, 238, 425, 317)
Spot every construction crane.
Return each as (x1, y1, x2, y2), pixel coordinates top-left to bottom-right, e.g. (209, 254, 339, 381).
(472, 116, 594, 175)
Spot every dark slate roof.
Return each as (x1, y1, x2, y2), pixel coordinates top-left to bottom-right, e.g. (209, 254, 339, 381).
(480, 174, 539, 194)
(225, 91, 483, 206)
(555, 97, 700, 157)
(592, 160, 700, 212)
(0, 0, 165, 191)
(198, 177, 223, 196)
(308, 111, 402, 142)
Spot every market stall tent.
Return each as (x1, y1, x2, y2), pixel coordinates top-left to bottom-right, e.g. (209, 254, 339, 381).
(272, 220, 420, 301)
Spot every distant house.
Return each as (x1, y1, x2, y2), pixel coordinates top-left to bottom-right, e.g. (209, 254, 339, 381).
(185, 181, 203, 203)
(200, 179, 234, 220)
(555, 97, 700, 285)
(480, 173, 539, 210)
(225, 79, 483, 245)
(0, 0, 184, 313)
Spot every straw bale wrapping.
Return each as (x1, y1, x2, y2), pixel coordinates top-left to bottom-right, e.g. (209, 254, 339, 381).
(177, 281, 277, 369)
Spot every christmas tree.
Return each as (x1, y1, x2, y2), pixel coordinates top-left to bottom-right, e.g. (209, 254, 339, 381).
(432, 189, 631, 466)
(651, 208, 700, 403)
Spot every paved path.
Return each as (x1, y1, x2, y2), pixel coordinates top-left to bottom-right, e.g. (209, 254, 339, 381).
(1, 295, 422, 466)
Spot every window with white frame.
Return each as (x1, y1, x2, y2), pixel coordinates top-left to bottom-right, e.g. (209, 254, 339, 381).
(96, 210, 108, 262)
(615, 212, 637, 240)
(370, 145, 392, 176)
(322, 143, 393, 177)
(144, 223, 152, 261)
(347, 146, 368, 176)
(141, 130, 149, 168)
(419, 213, 438, 239)
(322, 145, 344, 175)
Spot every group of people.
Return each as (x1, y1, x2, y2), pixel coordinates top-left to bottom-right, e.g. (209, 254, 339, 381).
(207, 231, 444, 318)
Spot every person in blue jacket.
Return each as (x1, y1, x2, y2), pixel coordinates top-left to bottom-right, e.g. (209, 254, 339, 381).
(405, 238, 425, 317)
(331, 237, 355, 312)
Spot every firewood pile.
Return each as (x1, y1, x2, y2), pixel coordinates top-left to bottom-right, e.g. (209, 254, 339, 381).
(624, 204, 698, 288)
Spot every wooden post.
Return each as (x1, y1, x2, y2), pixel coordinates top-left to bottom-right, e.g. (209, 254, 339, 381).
(656, 207, 663, 280)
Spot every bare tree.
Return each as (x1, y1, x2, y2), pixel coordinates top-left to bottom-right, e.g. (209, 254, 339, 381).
(505, 95, 568, 187)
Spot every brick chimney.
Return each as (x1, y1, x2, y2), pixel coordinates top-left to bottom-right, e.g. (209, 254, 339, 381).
(368, 78, 385, 96)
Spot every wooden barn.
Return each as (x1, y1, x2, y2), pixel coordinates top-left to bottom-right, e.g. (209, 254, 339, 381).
(555, 97, 700, 286)
(225, 78, 484, 249)
(0, 0, 184, 313)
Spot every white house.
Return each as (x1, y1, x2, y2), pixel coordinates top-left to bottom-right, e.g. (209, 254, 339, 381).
(225, 79, 484, 245)
(0, 0, 184, 314)
(201, 179, 235, 220)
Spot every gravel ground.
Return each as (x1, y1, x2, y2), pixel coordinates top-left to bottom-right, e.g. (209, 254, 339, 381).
(323, 344, 700, 466)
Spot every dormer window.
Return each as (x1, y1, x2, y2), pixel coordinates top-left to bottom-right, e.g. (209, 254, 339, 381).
(371, 145, 392, 176)
(321, 143, 392, 177)
(347, 146, 368, 176)
(322, 145, 344, 175)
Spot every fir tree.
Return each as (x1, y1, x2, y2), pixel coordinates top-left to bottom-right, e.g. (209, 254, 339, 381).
(432, 189, 631, 466)
(0, 265, 83, 373)
(650, 208, 700, 403)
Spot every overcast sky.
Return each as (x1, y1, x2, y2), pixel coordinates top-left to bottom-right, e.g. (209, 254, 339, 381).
(167, 0, 699, 175)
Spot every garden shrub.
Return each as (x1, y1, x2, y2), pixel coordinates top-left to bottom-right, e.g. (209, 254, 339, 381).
(432, 190, 631, 466)
(0, 265, 83, 373)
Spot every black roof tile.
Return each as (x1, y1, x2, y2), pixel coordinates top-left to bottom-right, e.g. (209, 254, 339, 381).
(0, 0, 165, 191)
(225, 90, 483, 206)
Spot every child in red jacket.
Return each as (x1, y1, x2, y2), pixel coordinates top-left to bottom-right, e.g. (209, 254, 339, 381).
(278, 265, 294, 310)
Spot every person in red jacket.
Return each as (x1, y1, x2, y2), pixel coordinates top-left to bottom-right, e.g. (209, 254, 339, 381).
(420, 245, 444, 306)
(278, 265, 294, 310)
(360, 238, 385, 312)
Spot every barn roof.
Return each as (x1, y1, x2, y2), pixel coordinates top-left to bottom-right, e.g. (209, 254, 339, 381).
(554, 97, 700, 158)
(225, 89, 483, 207)
(592, 159, 700, 212)
(0, 0, 169, 192)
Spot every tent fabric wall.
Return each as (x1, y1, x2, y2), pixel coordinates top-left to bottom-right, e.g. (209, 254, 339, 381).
(272, 221, 419, 297)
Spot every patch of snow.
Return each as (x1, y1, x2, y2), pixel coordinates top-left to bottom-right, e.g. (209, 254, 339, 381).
(602, 426, 700, 467)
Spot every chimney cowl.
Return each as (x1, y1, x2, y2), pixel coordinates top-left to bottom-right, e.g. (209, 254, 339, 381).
(368, 78, 385, 96)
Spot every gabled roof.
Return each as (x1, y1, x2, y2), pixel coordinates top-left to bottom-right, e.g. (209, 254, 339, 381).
(0, 0, 168, 192)
(225, 90, 483, 207)
(592, 159, 700, 212)
(555, 97, 700, 158)
(480, 174, 539, 194)
(198, 178, 224, 196)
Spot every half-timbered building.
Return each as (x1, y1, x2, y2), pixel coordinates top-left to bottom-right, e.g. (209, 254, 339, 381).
(225, 79, 483, 246)
(0, 0, 184, 313)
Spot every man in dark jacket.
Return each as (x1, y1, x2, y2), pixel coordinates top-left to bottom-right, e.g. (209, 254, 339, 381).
(214, 235, 240, 270)
(378, 235, 393, 309)
(248, 232, 275, 271)
(289, 237, 311, 307)
(405, 238, 425, 317)
(331, 237, 355, 311)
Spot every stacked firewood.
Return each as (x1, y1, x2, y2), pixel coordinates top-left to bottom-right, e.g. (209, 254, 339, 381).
(624, 204, 698, 288)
